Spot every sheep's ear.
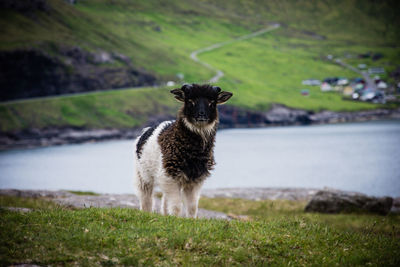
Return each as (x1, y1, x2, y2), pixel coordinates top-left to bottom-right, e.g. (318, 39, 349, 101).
(212, 86, 221, 93)
(217, 91, 233, 104)
(170, 88, 185, 102)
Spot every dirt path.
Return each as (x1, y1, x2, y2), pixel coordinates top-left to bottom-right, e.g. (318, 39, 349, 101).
(333, 58, 377, 90)
(190, 24, 281, 83)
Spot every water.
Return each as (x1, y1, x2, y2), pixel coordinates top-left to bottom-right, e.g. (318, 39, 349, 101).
(1, 120, 399, 197)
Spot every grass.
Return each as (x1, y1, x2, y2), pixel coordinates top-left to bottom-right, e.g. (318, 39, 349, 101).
(199, 33, 384, 111)
(67, 191, 100, 196)
(0, 86, 179, 132)
(0, 0, 399, 132)
(199, 198, 400, 237)
(338, 46, 400, 85)
(1, 195, 399, 266)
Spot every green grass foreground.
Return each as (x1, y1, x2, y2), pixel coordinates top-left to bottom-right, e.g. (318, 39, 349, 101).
(1, 196, 399, 266)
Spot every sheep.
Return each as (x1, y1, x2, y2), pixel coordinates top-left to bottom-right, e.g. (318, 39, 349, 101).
(133, 83, 233, 218)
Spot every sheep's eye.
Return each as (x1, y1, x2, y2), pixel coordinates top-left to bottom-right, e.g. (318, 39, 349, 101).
(188, 100, 195, 106)
(209, 101, 215, 107)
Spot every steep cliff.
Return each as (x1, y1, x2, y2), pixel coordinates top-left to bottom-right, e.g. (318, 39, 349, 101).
(0, 47, 156, 101)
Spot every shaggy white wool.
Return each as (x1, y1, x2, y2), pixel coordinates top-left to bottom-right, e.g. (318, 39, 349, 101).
(183, 117, 216, 142)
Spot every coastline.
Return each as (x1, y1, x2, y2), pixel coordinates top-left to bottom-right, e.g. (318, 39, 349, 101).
(1, 105, 399, 150)
(1, 188, 398, 217)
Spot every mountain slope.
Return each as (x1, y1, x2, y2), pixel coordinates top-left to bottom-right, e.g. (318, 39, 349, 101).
(0, 0, 399, 133)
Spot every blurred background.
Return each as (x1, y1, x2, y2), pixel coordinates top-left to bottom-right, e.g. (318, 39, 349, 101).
(0, 0, 399, 197)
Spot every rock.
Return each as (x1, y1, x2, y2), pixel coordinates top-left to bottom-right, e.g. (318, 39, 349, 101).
(91, 51, 113, 64)
(305, 190, 393, 215)
(153, 26, 162, 32)
(0, 0, 51, 14)
(264, 104, 311, 125)
(301, 30, 326, 40)
(227, 213, 252, 221)
(0, 189, 71, 199)
(0, 127, 143, 150)
(2, 207, 33, 213)
(0, 48, 157, 101)
(219, 104, 400, 130)
(58, 129, 122, 142)
(391, 197, 400, 214)
(1, 103, 400, 150)
(197, 209, 230, 220)
(10, 264, 42, 267)
(64, 0, 78, 4)
(202, 187, 318, 201)
(309, 110, 340, 123)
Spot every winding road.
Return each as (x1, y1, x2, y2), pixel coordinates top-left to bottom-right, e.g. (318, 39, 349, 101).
(190, 24, 281, 83)
(2, 24, 281, 104)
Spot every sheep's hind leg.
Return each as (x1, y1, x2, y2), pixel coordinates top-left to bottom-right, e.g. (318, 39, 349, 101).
(161, 194, 168, 215)
(135, 172, 154, 212)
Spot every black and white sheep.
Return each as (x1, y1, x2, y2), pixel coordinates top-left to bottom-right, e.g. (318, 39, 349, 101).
(133, 84, 232, 217)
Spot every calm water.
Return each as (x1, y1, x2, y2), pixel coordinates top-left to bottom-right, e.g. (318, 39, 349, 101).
(1, 120, 399, 197)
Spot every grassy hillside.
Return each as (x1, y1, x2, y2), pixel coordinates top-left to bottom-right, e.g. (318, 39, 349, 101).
(1, 195, 399, 266)
(0, 87, 179, 132)
(1, 0, 399, 132)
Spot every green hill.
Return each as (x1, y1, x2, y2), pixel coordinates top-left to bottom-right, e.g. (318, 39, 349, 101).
(0, 0, 399, 132)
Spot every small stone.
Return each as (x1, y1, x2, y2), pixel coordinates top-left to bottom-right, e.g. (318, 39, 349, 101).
(12, 264, 42, 267)
(153, 26, 162, 32)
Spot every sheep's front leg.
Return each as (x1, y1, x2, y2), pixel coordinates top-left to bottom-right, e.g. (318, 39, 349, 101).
(182, 182, 203, 218)
(160, 181, 182, 216)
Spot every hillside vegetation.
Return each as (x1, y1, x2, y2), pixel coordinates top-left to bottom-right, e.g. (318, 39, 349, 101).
(1, 195, 399, 266)
(0, 0, 399, 132)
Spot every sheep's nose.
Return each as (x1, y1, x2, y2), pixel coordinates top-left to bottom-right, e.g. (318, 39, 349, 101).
(199, 111, 205, 116)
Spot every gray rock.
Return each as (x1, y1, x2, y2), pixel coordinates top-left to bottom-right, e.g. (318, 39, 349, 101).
(0, 189, 71, 198)
(0, 128, 142, 150)
(91, 51, 113, 64)
(10, 264, 42, 267)
(390, 197, 400, 214)
(1, 207, 32, 213)
(0, 48, 157, 102)
(64, 0, 77, 4)
(305, 190, 393, 215)
(2, 105, 400, 150)
(202, 187, 318, 201)
(264, 104, 311, 124)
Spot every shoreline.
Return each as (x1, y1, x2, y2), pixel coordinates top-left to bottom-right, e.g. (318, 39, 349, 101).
(1, 188, 399, 216)
(1, 105, 399, 150)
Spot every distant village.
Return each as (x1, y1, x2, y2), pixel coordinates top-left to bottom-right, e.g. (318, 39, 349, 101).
(301, 53, 400, 104)
(303, 75, 388, 104)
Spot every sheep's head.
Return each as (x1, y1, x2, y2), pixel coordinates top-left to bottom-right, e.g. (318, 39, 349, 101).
(171, 84, 232, 127)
